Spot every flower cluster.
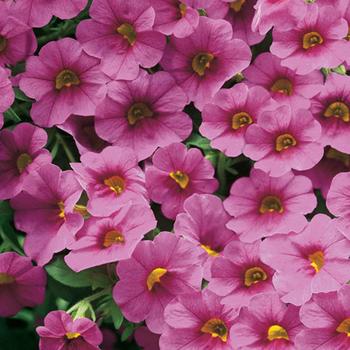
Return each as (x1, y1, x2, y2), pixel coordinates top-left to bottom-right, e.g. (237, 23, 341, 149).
(2, 0, 350, 349)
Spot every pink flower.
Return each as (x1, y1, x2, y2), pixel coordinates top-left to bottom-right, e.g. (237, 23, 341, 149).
(200, 83, 274, 157)
(0, 123, 51, 200)
(95, 71, 191, 161)
(0, 3, 36, 66)
(145, 143, 218, 220)
(224, 169, 317, 242)
(311, 74, 350, 153)
(161, 16, 251, 110)
(231, 293, 303, 349)
(208, 240, 275, 309)
(206, 0, 264, 45)
(174, 194, 237, 278)
(19, 38, 107, 128)
(71, 146, 148, 217)
(160, 290, 238, 350)
(135, 327, 160, 350)
(260, 214, 350, 306)
(271, 5, 350, 75)
(296, 285, 350, 349)
(77, 0, 165, 80)
(0, 252, 46, 317)
(10, 164, 84, 266)
(244, 52, 323, 109)
(65, 203, 156, 272)
(37, 310, 103, 350)
(0, 67, 14, 129)
(252, 0, 307, 35)
(58, 115, 110, 155)
(11, 0, 88, 28)
(113, 232, 203, 334)
(244, 105, 323, 177)
(327, 171, 350, 236)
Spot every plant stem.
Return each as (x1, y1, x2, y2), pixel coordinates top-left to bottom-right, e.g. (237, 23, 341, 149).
(217, 152, 227, 195)
(55, 133, 76, 163)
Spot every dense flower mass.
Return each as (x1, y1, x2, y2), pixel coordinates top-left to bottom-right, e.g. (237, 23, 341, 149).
(2, 0, 350, 349)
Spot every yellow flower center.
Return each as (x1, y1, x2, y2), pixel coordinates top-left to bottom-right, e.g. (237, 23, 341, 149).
(201, 318, 228, 342)
(0, 273, 15, 285)
(147, 267, 167, 291)
(336, 318, 350, 336)
(302, 31, 324, 50)
(244, 267, 267, 287)
(267, 325, 289, 341)
(324, 101, 350, 123)
(16, 153, 32, 174)
(259, 195, 283, 214)
(104, 175, 125, 195)
(0, 36, 7, 53)
(103, 230, 125, 248)
(127, 102, 154, 125)
(179, 3, 187, 17)
(169, 171, 190, 190)
(192, 53, 214, 76)
(231, 112, 253, 130)
(200, 244, 220, 257)
(230, 0, 246, 12)
(275, 133, 297, 152)
(55, 69, 80, 90)
(309, 250, 324, 273)
(271, 78, 293, 96)
(58, 201, 65, 219)
(65, 332, 81, 340)
(117, 23, 137, 46)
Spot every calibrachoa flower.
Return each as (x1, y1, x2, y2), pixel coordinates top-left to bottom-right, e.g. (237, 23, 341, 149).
(161, 16, 251, 110)
(0, 3, 36, 66)
(65, 203, 157, 272)
(208, 240, 275, 309)
(206, 0, 264, 46)
(77, 0, 165, 81)
(19, 38, 107, 128)
(135, 327, 160, 350)
(296, 285, 350, 349)
(252, 0, 307, 35)
(260, 214, 350, 306)
(113, 232, 203, 334)
(271, 5, 350, 75)
(244, 105, 323, 177)
(11, 0, 88, 28)
(231, 293, 303, 349)
(244, 52, 323, 109)
(36, 310, 103, 350)
(10, 164, 84, 266)
(0, 123, 51, 200)
(0, 252, 46, 317)
(200, 83, 274, 157)
(174, 194, 237, 278)
(58, 115, 110, 155)
(311, 73, 350, 153)
(95, 71, 191, 161)
(145, 143, 218, 220)
(327, 171, 350, 236)
(224, 169, 316, 242)
(0, 66, 14, 129)
(71, 145, 148, 217)
(160, 290, 238, 350)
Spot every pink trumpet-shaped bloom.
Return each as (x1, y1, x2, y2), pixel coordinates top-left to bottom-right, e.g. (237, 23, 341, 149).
(161, 16, 251, 110)
(0, 252, 46, 317)
(77, 0, 165, 81)
(160, 290, 238, 350)
(224, 169, 317, 242)
(10, 164, 84, 266)
(0, 67, 14, 129)
(37, 310, 103, 350)
(135, 327, 160, 350)
(145, 143, 218, 220)
(113, 232, 203, 334)
(260, 214, 350, 306)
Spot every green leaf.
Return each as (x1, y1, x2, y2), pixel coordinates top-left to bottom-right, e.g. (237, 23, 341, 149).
(186, 133, 211, 152)
(109, 301, 124, 329)
(0, 222, 24, 255)
(14, 88, 33, 102)
(0, 201, 13, 224)
(4, 108, 21, 123)
(121, 323, 134, 342)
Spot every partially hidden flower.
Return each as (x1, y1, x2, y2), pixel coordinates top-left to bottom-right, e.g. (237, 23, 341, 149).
(0, 66, 14, 129)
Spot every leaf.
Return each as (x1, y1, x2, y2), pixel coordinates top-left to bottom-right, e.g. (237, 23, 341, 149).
(0, 201, 13, 224)
(185, 133, 211, 152)
(14, 88, 33, 102)
(121, 323, 134, 342)
(4, 108, 21, 123)
(109, 301, 124, 329)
